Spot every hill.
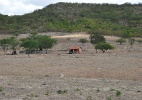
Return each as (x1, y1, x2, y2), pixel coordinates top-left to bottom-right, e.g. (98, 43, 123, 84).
(0, 2, 142, 36)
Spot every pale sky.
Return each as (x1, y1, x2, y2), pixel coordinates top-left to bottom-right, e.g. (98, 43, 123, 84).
(0, 0, 141, 16)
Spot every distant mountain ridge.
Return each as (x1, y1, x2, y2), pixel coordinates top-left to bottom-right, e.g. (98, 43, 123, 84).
(0, 2, 142, 36)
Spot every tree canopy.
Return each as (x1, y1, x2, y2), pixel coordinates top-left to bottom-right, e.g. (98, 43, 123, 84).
(90, 31, 106, 44)
(95, 42, 115, 53)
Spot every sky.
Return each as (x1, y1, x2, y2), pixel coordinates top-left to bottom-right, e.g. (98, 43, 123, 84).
(0, 0, 141, 16)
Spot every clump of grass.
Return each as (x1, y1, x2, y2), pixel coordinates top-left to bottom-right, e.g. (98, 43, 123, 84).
(137, 90, 141, 93)
(110, 88, 115, 91)
(45, 90, 49, 96)
(96, 88, 100, 93)
(116, 90, 121, 96)
(75, 88, 80, 91)
(29, 93, 38, 97)
(106, 96, 112, 100)
(87, 95, 92, 100)
(57, 89, 67, 94)
(0, 86, 4, 92)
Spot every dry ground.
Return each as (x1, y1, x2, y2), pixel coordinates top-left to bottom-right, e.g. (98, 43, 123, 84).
(0, 32, 142, 100)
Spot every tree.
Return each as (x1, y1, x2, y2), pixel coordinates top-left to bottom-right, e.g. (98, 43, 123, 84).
(95, 42, 114, 53)
(78, 38, 88, 45)
(116, 38, 126, 45)
(89, 31, 105, 44)
(9, 37, 19, 55)
(37, 35, 57, 54)
(0, 38, 11, 53)
(0, 37, 19, 54)
(20, 35, 57, 55)
(21, 39, 39, 57)
(129, 38, 135, 48)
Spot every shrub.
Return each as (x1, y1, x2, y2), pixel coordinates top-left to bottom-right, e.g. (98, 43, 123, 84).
(79, 38, 88, 44)
(116, 90, 121, 96)
(57, 89, 67, 94)
(129, 38, 135, 46)
(0, 86, 3, 92)
(106, 96, 112, 100)
(116, 38, 126, 45)
(95, 42, 114, 53)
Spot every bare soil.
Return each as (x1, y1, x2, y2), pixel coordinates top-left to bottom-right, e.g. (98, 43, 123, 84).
(0, 32, 142, 100)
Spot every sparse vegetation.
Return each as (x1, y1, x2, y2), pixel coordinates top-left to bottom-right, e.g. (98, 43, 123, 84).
(45, 90, 49, 96)
(109, 88, 122, 97)
(1, 3, 141, 37)
(110, 88, 115, 91)
(116, 90, 121, 96)
(106, 96, 112, 100)
(0, 86, 4, 92)
(86, 95, 92, 100)
(0, 31, 141, 100)
(29, 93, 39, 97)
(75, 88, 80, 91)
(96, 88, 100, 93)
(57, 89, 67, 94)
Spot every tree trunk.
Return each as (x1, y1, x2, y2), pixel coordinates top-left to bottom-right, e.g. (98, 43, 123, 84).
(28, 54, 30, 58)
(46, 49, 48, 54)
(102, 50, 105, 53)
(12, 50, 17, 55)
(28, 50, 30, 58)
(95, 49, 97, 53)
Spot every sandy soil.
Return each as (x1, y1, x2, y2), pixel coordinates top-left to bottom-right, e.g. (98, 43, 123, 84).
(0, 32, 142, 100)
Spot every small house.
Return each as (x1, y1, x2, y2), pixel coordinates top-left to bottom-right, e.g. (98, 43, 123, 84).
(68, 46, 82, 54)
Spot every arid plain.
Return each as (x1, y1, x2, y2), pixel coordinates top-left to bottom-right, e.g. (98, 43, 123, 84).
(0, 32, 142, 100)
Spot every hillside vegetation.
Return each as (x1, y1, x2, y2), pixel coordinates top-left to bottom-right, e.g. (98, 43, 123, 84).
(0, 2, 142, 36)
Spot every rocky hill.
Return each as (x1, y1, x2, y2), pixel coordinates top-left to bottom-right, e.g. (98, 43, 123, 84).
(0, 2, 142, 36)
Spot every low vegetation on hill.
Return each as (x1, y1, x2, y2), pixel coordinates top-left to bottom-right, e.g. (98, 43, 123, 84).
(0, 2, 141, 37)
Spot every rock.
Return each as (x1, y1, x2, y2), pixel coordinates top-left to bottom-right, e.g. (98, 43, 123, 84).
(59, 74, 64, 78)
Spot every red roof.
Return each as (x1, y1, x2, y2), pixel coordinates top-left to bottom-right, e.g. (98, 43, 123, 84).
(68, 46, 81, 50)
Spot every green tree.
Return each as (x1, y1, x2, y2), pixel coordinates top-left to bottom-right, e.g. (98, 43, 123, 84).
(95, 42, 114, 53)
(89, 31, 105, 44)
(0, 37, 19, 54)
(21, 39, 39, 57)
(9, 37, 19, 54)
(116, 38, 126, 45)
(0, 38, 11, 53)
(129, 38, 135, 48)
(37, 35, 57, 54)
